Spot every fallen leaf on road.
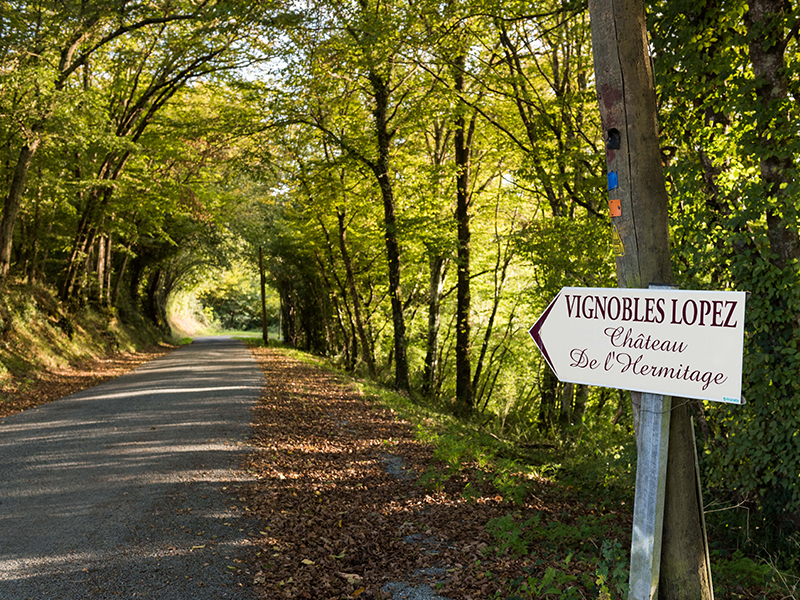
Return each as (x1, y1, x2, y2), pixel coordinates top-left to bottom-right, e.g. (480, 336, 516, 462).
(338, 572, 362, 585)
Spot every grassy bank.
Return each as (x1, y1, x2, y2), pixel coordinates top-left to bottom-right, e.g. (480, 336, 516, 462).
(0, 282, 173, 417)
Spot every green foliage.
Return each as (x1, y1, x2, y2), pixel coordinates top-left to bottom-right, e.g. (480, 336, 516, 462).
(509, 565, 581, 599)
(559, 431, 637, 505)
(712, 550, 774, 590)
(594, 539, 629, 600)
(651, 0, 800, 556)
(4, 0, 800, 581)
(193, 263, 278, 332)
(286, 347, 794, 599)
(486, 512, 541, 557)
(487, 512, 629, 599)
(0, 283, 165, 394)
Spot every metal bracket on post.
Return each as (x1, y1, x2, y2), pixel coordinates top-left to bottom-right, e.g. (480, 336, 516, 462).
(628, 392, 671, 599)
(628, 283, 676, 600)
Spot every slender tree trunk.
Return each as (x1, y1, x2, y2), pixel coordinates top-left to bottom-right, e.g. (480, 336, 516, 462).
(574, 384, 588, 425)
(280, 285, 297, 348)
(105, 234, 113, 308)
(259, 246, 269, 346)
(317, 213, 359, 369)
(472, 223, 513, 402)
(33, 200, 58, 286)
(61, 152, 128, 301)
(61, 188, 101, 300)
(112, 240, 133, 308)
(559, 382, 574, 430)
(453, 50, 474, 416)
(369, 70, 409, 392)
(0, 139, 41, 284)
(97, 234, 106, 304)
(538, 366, 559, 432)
(21, 167, 43, 283)
(422, 254, 447, 399)
(336, 297, 354, 368)
(128, 255, 143, 307)
(338, 209, 376, 377)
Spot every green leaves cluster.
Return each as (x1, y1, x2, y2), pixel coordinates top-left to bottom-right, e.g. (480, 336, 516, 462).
(0, 1, 277, 323)
(249, 0, 616, 435)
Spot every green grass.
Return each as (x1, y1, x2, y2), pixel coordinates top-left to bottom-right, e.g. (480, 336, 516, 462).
(0, 283, 168, 390)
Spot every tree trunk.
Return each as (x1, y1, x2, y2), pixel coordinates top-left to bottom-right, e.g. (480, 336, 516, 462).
(105, 234, 113, 308)
(259, 246, 269, 346)
(338, 209, 376, 377)
(588, 0, 712, 597)
(21, 166, 43, 283)
(453, 50, 473, 416)
(280, 285, 297, 348)
(369, 70, 409, 392)
(472, 222, 513, 406)
(0, 139, 41, 284)
(97, 234, 106, 305)
(61, 153, 129, 301)
(112, 241, 132, 308)
(145, 268, 163, 326)
(559, 382, 574, 430)
(746, 0, 800, 270)
(538, 365, 559, 432)
(574, 384, 588, 426)
(330, 294, 353, 370)
(422, 254, 447, 399)
(315, 215, 356, 369)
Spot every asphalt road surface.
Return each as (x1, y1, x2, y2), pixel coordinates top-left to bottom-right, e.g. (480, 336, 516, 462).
(0, 337, 264, 600)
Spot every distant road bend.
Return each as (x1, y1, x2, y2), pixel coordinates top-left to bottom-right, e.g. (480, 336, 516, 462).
(0, 337, 264, 599)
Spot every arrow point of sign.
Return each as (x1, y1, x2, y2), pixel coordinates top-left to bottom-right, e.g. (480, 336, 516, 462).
(529, 293, 561, 379)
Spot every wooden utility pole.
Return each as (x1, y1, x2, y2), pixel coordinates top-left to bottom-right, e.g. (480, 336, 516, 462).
(259, 246, 269, 346)
(587, 0, 713, 597)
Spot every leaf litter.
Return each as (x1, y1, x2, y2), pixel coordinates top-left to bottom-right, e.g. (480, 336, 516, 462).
(240, 347, 633, 600)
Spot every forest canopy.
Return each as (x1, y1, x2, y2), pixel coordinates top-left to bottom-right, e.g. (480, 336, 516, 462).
(1, 0, 799, 564)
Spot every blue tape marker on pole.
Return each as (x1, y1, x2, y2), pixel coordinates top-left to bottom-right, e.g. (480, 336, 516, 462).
(608, 171, 618, 190)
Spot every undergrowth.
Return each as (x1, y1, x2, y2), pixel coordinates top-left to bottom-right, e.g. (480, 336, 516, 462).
(0, 282, 168, 398)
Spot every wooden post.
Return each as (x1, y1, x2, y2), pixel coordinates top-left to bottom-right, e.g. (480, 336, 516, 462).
(588, 0, 672, 289)
(259, 246, 269, 346)
(587, 0, 713, 597)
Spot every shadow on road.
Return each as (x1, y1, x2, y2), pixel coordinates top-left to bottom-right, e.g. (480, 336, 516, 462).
(0, 337, 264, 599)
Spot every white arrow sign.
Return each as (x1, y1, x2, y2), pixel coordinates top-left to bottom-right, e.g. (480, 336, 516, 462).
(529, 287, 746, 404)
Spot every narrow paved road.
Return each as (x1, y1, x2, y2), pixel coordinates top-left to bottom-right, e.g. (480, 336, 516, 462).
(0, 337, 264, 600)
